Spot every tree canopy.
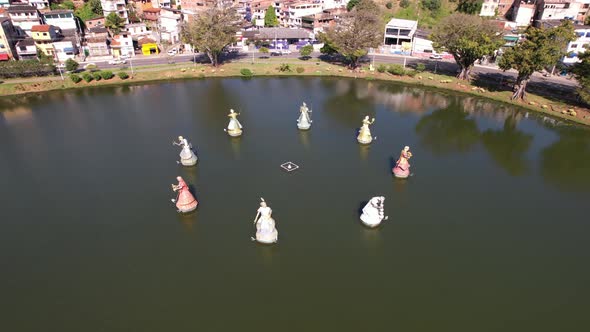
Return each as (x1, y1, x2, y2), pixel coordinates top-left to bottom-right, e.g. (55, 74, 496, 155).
(347, 0, 360, 11)
(430, 13, 503, 80)
(323, 0, 383, 69)
(572, 51, 590, 105)
(264, 6, 279, 27)
(299, 44, 313, 59)
(456, 0, 483, 15)
(105, 12, 125, 35)
(181, 6, 241, 66)
(75, 0, 103, 21)
(498, 21, 576, 100)
(421, 0, 441, 12)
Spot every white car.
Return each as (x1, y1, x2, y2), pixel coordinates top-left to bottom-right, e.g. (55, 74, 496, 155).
(270, 49, 292, 56)
(167, 48, 178, 56)
(430, 54, 443, 60)
(108, 59, 127, 65)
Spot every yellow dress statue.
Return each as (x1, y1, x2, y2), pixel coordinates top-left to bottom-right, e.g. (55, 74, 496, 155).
(226, 109, 243, 137)
(357, 116, 375, 144)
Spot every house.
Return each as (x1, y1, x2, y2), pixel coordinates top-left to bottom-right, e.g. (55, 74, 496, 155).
(85, 16, 106, 29)
(43, 10, 79, 32)
(1, 0, 11, 9)
(251, 0, 282, 26)
(21, 0, 50, 10)
(152, 0, 171, 8)
(282, 3, 324, 28)
(15, 37, 36, 59)
(100, 0, 129, 24)
(534, 0, 581, 21)
(1, 16, 25, 60)
(142, 7, 161, 22)
(31, 24, 61, 58)
(242, 27, 311, 49)
(110, 33, 134, 57)
(124, 22, 150, 39)
(139, 36, 158, 55)
(86, 36, 110, 57)
(160, 8, 182, 43)
(7, 4, 42, 36)
(181, 0, 217, 15)
(383, 18, 417, 46)
(87, 25, 109, 38)
(301, 7, 345, 33)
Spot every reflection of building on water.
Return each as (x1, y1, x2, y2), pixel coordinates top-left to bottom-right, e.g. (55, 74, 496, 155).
(462, 97, 525, 125)
(365, 84, 449, 114)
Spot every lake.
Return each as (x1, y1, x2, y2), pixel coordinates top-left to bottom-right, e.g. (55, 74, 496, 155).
(1, 78, 589, 331)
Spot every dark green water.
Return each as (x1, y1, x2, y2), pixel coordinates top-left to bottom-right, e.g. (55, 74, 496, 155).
(1, 78, 589, 331)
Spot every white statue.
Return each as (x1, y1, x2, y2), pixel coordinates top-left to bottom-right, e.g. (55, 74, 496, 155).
(252, 198, 278, 244)
(226, 109, 243, 137)
(172, 136, 198, 166)
(297, 102, 312, 130)
(360, 196, 388, 227)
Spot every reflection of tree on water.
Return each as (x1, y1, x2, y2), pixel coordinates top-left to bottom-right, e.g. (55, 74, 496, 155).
(541, 127, 590, 192)
(415, 99, 480, 155)
(322, 80, 376, 127)
(481, 112, 532, 176)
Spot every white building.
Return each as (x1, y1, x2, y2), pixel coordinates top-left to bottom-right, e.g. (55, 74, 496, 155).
(100, 0, 129, 24)
(153, 0, 172, 8)
(124, 23, 150, 38)
(480, 0, 499, 16)
(53, 40, 77, 61)
(282, 3, 324, 28)
(6, 4, 42, 36)
(383, 18, 417, 46)
(1, 0, 11, 8)
(42, 10, 79, 31)
(160, 8, 182, 43)
(22, 0, 50, 10)
(320, 0, 349, 10)
(535, 0, 581, 21)
(513, 2, 536, 26)
(564, 25, 590, 63)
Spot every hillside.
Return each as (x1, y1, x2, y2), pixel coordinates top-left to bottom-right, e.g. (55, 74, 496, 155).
(376, 0, 459, 29)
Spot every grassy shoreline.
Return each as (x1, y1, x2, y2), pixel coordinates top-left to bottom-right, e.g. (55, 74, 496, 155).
(1, 61, 589, 126)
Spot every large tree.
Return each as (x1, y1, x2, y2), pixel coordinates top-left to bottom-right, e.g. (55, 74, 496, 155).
(264, 5, 279, 27)
(572, 51, 590, 105)
(323, 0, 383, 69)
(456, 0, 483, 15)
(181, 6, 241, 67)
(430, 13, 503, 80)
(498, 21, 576, 100)
(105, 12, 125, 34)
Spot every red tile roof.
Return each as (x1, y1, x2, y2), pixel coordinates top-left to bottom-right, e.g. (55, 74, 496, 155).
(143, 8, 161, 13)
(31, 25, 51, 32)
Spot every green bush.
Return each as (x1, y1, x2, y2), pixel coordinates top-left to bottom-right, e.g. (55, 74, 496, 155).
(100, 71, 114, 80)
(92, 72, 102, 81)
(69, 73, 82, 83)
(0, 60, 55, 78)
(240, 68, 253, 77)
(82, 72, 93, 82)
(421, 0, 441, 12)
(259, 47, 269, 57)
(416, 63, 426, 72)
(386, 2, 393, 9)
(277, 63, 291, 72)
(118, 71, 129, 79)
(84, 63, 97, 71)
(400, 0, 410, 8)
(377, 64, 387, 73)
(406, 70, 418, 77)
(296, 67, 305, 73)
(299, 45, 313, 59)
(64, 58, 79, 72)
(387, 64, 406, 76)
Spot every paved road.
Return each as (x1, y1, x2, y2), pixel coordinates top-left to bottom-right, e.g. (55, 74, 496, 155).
(87, 51, 578, 92)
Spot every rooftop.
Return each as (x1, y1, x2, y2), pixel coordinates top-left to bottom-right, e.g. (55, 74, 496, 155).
(143, 8, 161, 13)
(17, 38, 35, 46)
(385, 18, 418, 29)
(88, 26, 108, 34)
(86, 36, 108, 43)
(31, 24, 52, 32)
(7, 4, 38, 13)
(43, 9, 74, 15)
(243, 27, 311, 40)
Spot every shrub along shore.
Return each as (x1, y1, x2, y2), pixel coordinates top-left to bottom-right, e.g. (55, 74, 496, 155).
(1, 61, 589, 126)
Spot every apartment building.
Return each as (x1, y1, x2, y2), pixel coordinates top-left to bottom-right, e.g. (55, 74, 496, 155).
(100, 0, 130, 24)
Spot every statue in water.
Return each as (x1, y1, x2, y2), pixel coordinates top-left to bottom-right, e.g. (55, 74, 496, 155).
(226, 109, 243, 137)
(357, 116, 375, 144)
(297, 102, 312, 130)
(171, 176, 198, 213)
(393, 146, 413, 178)
(252, 198, 278, 244)
(360, 196, 388, 227)
(172, 136, 198, 166)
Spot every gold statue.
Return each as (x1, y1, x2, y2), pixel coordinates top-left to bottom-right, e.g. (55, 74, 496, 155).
(226, 109, 243, 137)
(357, 116, 375, 144)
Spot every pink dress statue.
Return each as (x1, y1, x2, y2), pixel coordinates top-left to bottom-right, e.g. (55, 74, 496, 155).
(393, 146, 412, 179)
(172, 176, 198, 213)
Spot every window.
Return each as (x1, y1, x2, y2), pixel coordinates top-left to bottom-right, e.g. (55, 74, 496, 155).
(571, 44, 578, 48)
(43, 32, 47, 36)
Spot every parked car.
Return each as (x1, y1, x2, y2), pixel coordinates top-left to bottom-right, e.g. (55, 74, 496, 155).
(167, 48, 178, 56)
(270, 49, 292, 56)
(430, 54, 443, 60)
(108, 58, 127, 65)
